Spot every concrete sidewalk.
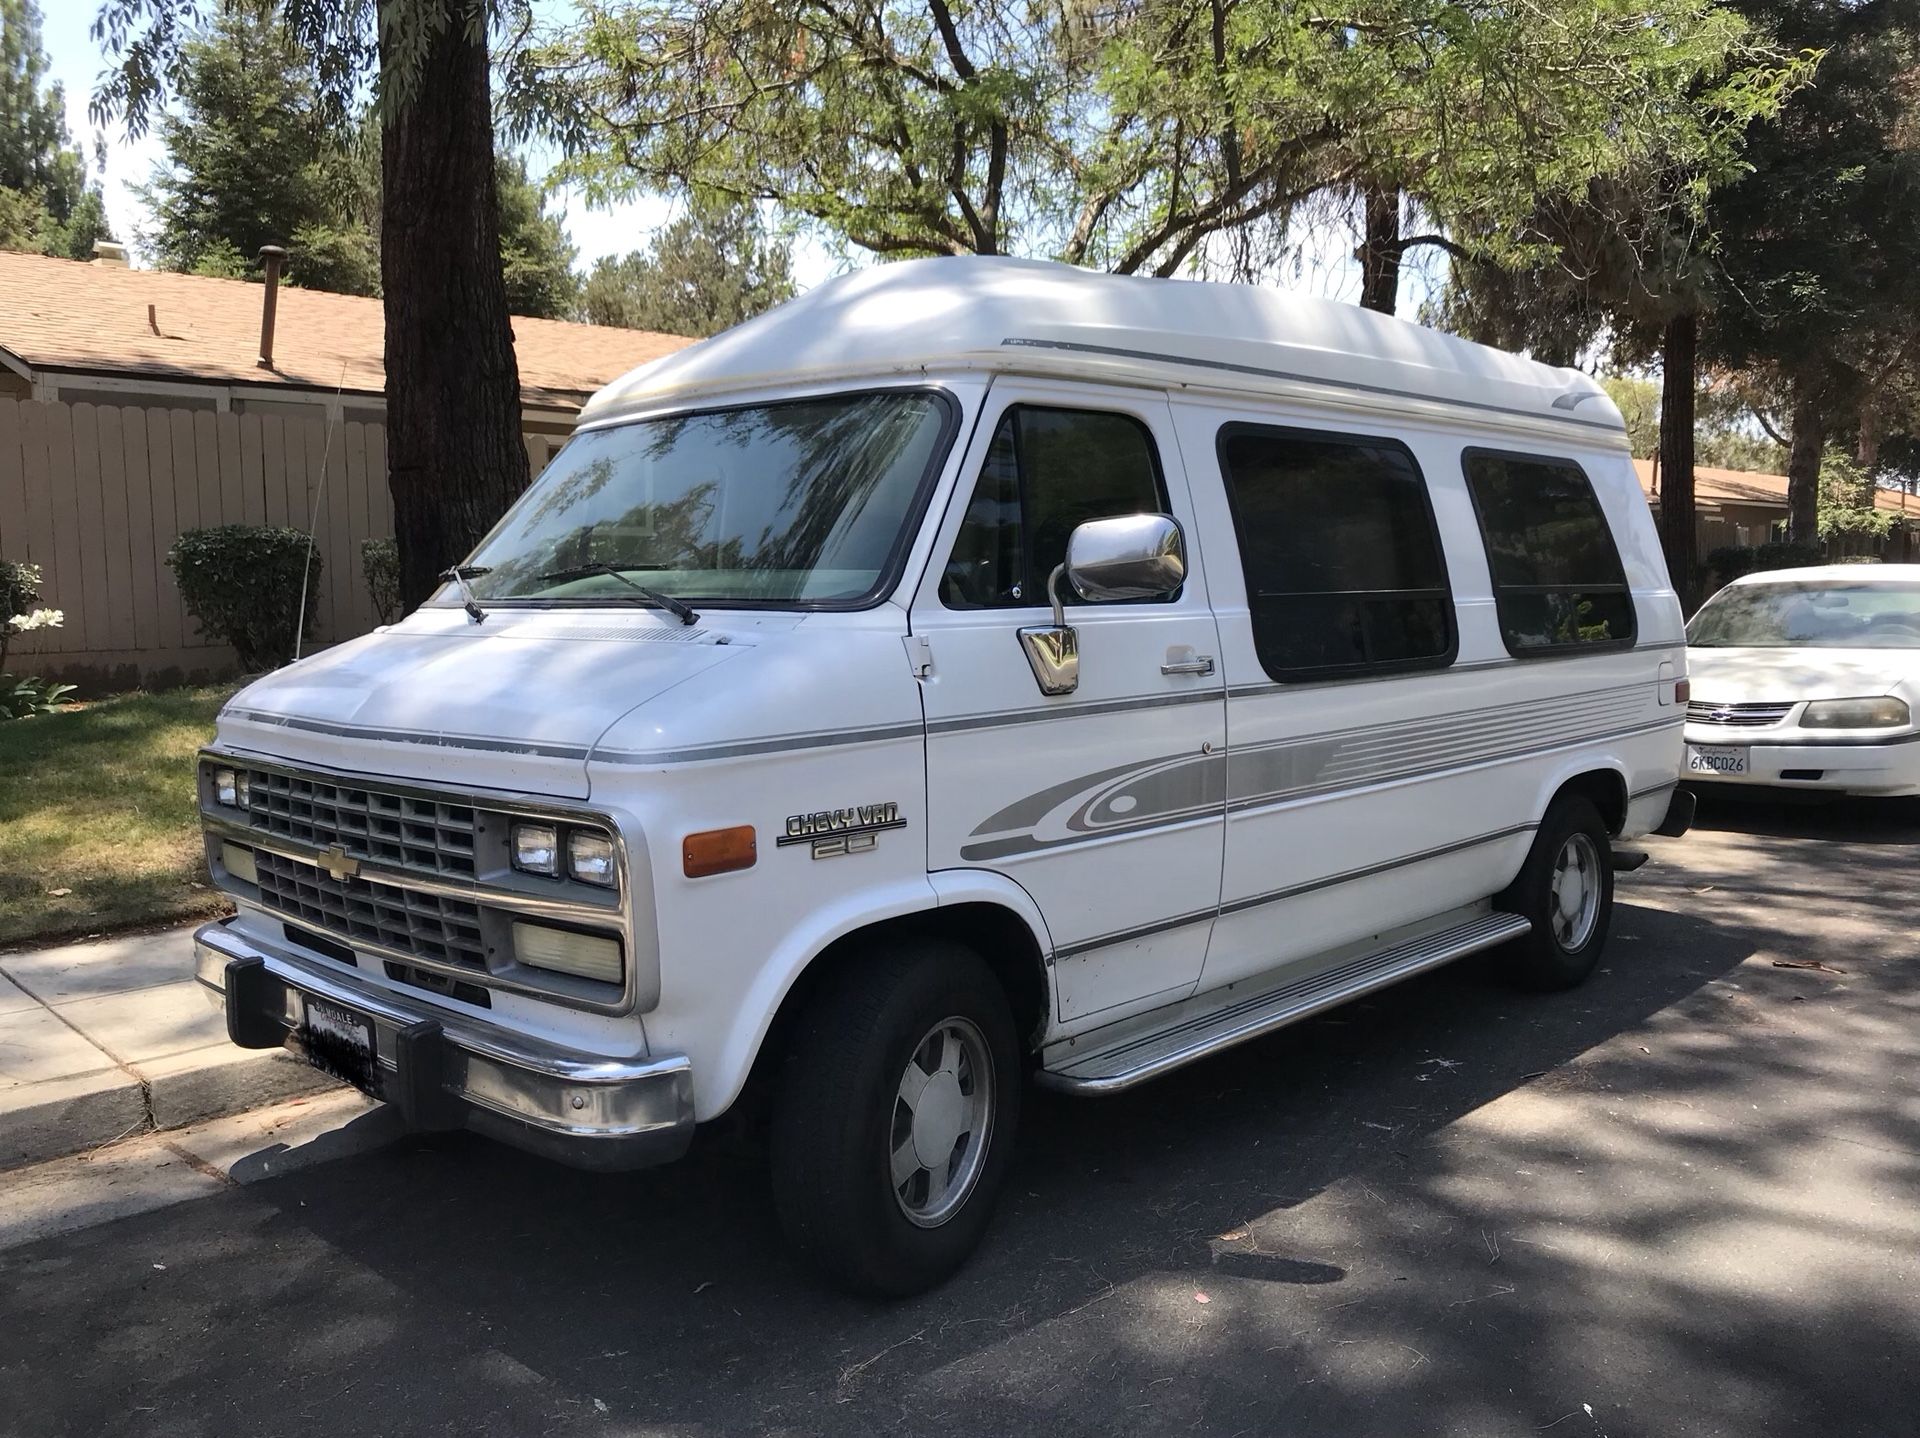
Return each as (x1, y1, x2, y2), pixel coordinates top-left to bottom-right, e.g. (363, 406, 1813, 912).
(0, 925, 337, 1170)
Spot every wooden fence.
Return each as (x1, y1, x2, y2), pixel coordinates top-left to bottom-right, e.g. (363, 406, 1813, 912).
(0, 397, 554, 690)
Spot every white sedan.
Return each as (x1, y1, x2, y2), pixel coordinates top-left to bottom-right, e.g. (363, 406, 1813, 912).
(1684, 564, 1920, 796)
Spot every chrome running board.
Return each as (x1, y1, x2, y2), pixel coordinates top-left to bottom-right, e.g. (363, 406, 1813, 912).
(1039, 910, 1531, 1094)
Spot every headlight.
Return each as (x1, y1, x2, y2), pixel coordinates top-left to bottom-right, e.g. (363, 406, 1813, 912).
(1799, 697, 1911, 730)
(212, 767, 249, 808)
(568, 831, 617, 886)
(511, 822, 559, 876)
(511, 921, 623, 983)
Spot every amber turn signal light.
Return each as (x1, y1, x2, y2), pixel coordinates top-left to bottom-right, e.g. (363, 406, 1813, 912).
(683, 825, 757, 878)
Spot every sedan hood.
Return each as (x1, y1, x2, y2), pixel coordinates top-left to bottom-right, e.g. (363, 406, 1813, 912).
(1687, 646, 1911, 703)
(218, 607, 751, 797)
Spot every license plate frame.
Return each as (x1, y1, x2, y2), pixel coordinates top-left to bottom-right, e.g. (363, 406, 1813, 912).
(295, 996, 382, 1097)
(1686, 743, 1750, 777)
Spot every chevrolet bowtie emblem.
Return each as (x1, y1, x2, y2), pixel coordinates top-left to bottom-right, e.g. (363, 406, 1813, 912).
(319, 843, 359, 883)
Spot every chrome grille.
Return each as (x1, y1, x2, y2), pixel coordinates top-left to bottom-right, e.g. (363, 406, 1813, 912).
(252, 850, 487, 971)
(1687, 700, 1795, 728)
(244, 768, 477, 878)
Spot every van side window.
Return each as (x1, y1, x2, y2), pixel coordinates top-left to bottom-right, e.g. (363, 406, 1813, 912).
(1217, 424, 1456, 681)
(1463, 451, 1637, 654)
(941, 407, 1170, 609)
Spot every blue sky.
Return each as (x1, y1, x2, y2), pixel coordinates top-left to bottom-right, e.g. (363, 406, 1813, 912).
(32, 2, 1417, 311)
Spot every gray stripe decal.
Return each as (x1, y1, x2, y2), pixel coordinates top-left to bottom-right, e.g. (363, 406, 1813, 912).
(960, 693, 1679, 859)
(1219, 824, 1539, 917)
(228, 708, 595, 761)
(1055, 907, 1221, 959)
(1221, 720, 1684, 819)
(596, 722, 923, 766)
(228, 706, 923, 768)
(1001, 337, 1624, 435)
(928, 687, 1220, 737)
(1226, 643, 1688, 701)
(1630, 782, 1677, 801)
(1054, 824, 1536, 959)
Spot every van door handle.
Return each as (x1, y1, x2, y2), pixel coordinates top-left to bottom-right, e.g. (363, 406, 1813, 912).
(1161, 655, 1216, 677)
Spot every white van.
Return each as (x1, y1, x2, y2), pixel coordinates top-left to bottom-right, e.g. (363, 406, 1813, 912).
(193, 257, 1689, 1293)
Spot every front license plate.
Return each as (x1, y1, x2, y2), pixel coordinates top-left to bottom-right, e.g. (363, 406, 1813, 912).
(296, 997, 381, 1096)
(1686, 743, 1749, 776)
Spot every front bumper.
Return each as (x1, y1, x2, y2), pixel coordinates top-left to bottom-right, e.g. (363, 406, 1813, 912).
(1683, 728, 1920, 796)
(194, 921, 694, 1172)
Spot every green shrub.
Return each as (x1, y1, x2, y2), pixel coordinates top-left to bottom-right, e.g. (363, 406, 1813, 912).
(166, 526, 322, 672)
(361, 536, 401, 625)
(0, 674, 75, 720)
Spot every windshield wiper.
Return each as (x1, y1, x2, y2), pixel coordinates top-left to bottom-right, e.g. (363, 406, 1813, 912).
(441, 565, 491, 624)
(535, 563, 700, 626)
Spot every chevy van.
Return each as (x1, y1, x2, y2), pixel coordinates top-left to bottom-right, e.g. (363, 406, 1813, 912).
(194, 257, 1690, 1294)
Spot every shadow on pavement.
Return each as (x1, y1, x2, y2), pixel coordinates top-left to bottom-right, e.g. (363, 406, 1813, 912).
(4, 794, 1918, 1436)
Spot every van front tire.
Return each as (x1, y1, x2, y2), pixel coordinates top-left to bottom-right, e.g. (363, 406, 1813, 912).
(769, 939, 1022, 1297)
(1495, 795, 1614, 992)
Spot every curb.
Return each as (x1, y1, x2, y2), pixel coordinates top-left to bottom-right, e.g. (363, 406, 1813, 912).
(3, 1046, 341, 1174)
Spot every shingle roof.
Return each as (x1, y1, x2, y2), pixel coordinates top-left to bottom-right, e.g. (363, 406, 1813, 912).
(1634, 458, 1919, 517)
(0, 251, 694, 408)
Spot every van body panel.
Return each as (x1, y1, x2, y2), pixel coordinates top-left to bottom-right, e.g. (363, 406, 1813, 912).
(907, 379, 1229, 1024)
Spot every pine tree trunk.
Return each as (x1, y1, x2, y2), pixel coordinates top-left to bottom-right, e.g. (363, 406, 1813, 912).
(1858, 402, 1883, 469)
(1786, 378, 1826, 547)
(379, 0, 530, 610)
(1357, 187, 1402, 315)
(1657, 313, 1699, 608)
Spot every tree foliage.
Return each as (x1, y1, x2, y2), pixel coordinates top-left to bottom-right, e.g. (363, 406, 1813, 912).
(579, 197, 794, 336)
(1, 0, 113, 260)
(138, 7, 380, 290)
(134, 6, 575, 313)
(518, 0, 1795, 281)
(1706, 0, 1920, 542)
(96, 0, 539, 608)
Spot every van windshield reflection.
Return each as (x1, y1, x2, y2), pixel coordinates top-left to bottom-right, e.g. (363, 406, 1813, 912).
(461, 391, 953, 608)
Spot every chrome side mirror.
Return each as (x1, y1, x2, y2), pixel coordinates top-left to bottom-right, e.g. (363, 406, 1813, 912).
(1066, 513, 1187, 604)
(1018, 515, 1185, 697)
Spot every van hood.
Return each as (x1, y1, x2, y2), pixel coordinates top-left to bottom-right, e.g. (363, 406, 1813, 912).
(219, 608, 755, 797)
(1687, 646, 1915, 704)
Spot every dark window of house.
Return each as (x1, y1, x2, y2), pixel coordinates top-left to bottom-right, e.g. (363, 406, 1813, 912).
(1217, 424, 1456, 681)
(1463, 450, 1636, 654)
(941, 406, 1171, 608)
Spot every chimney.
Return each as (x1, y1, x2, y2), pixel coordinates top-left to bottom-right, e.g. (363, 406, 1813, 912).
(90, 240, 128, 268)
(256, 244, 287, 370)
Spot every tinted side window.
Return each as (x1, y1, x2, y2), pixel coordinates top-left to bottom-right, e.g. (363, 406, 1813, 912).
(942, 407, 1168, 608)
(1463, 451, 1636, 654)
(1218, 425, 1455, 681)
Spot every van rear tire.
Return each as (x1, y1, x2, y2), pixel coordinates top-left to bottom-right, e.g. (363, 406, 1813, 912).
(769, 939, 1022, 1297)
(1494, 795, 1614, 992)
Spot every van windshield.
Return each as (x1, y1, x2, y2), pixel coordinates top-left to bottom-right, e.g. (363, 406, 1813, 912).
(461, 391, 953, 608)
(1687, 580, 1920, 649)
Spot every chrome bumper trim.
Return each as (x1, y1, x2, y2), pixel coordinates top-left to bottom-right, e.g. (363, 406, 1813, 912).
(195, 921, 693, 1172)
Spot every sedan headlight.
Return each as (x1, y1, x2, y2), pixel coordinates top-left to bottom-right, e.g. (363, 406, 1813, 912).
(1800, 697, 1911, 730)
(510, 822, 560, 876)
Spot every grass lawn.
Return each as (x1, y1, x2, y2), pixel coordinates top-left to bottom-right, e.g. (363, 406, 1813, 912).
(0, 686, 234, 948)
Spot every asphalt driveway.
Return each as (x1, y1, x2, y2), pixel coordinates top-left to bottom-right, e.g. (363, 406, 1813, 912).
(3, 792, 1916, 1437)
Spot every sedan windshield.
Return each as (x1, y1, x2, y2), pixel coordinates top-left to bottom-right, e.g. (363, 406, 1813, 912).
(462, 391, 953, 608)
(1688, 580, 1920, 649)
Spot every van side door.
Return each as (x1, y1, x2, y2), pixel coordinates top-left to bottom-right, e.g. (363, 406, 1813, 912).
(1172, 405, 1517, 992)
(909, 382, 1227, 1028)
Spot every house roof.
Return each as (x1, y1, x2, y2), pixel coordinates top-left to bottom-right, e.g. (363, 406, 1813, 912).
(1633, 458, 1919, 518)
(581, 255, 1626, 443)
(0, 251, 693, 408)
